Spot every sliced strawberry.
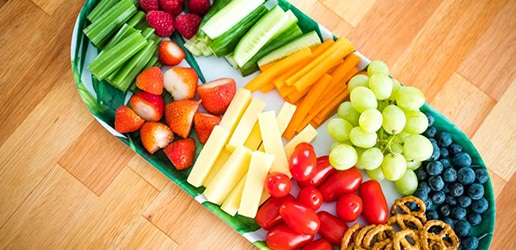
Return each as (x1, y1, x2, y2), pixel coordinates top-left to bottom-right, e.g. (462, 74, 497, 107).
(165, 99, 200, 138)
(163, 67, 198, 101)
(197, 78, 236, 115)
(114, 106, 145, 133)
(129, 92, 164, 122)
(163, 138, 196, 170)
(140, 122, 173, 154)
(136, 67, 164, 95)
(193, 112, 221, 144)
(158, 40, 185, 66)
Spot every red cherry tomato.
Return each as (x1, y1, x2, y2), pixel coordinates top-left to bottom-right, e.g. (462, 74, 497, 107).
(317, 211, 348, 245)
(318, 167, 363, 201)
(256, 194, 295, 230)
(298, 156, 336, 187)
(279, 201, 320, 235)
(266, 224, 314, 250)
(265, 172, 292, 198)
(360, 180, 389, 225)
(289, 142, 317, 182)
(297, 186, 323, 210)
(301, 238, 333, 250)
(336, 193, 363, 222)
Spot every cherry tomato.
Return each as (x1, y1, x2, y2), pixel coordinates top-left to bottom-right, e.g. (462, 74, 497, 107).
(279, 201, 320, 235)
(289, 142, 317, 182)
(360, 180, 388, 225)
(298, 156, 336, 187)
(301, 238, 333, 250)
(256, 194, 295, 230)
(297, 186, 323, 210)
(318, 167, 363, 201)
(336, 193, 363, 222)
(266, 224, 314, 250)
(265, 172, 292, 198)
(317, 211, 348, 245)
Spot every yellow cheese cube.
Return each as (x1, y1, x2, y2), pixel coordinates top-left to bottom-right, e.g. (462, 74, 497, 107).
(258, 102, 297, 151)
(203, 149, 231, 187)
(239, 151, 274, 218)
(219, 88, 252, 134)
(258, 111, 290, 176)
(221, 175, 246, 216)
(226, 98, 266, 152)
(284, 124, 318, 158)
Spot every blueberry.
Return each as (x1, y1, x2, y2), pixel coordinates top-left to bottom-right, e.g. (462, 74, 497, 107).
(440, 147, 449, 158)
(430, 143, 441, 161)
(438, 204, 451, 217)
(449, 182, 464, 197)
(414, 188, 428, 200)
(471, 198, 489, 214)
(458, 196, 472, 208)
(440, 159, 452, 168)
(457, 167, 476, 185)
(452, 152, 472, 168)
(442, 217, 454, 228)
(423, 126, 437, 138)
(454, 219, 471, 237)
(406, 201, 417, 211)
(445, 196, 457, 206)
(436, 132, 453, 147)
(475, 168, 489, 184)
(424, 198, 433, 209)
(415, 167, 427, 181)
(442, 185, 450, 194)
(442, 168, 457, 183)
(419, 181, 430, 191)
(427, 209, 439, 220)
(426, 161, 444, 176)
(461, 236, 479, 250)
(429, 176, 445, 191)
(424, 112, 435, 127)
(451, 206, 467, 220)
(468, 183, 485, 200)
(467, 212, 482, 226)
(448, 143, 463, 155)
(431, 191, 446, 205)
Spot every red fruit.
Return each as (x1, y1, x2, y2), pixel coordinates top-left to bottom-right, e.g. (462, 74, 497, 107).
(267, 224, 313, 250)
(193, 112, 220, 144)
(265, 172, 292, 198)
(136, 67, 164, 95)
(114, 106, 145, 133)
(163, 138, 196, 170)
(140, 122, 173, 154)
(165, 100, 200, 138)
(289, 142, 317, 182)
(279, 201, 320, 235)
(163, 67, 198, 100)
(256, 194, 296, 230)
(360, 180, 389, 225)
(301, 239, 333, 250)
(129, 92, 164, 122)
(139, 0, 159, 12)
(296, 186, 323, 211)
(158, 40, 185, 66)
(159, 0, 183, 16)
(146, 10, 174, 37)
(197, 78, 236, 115)
(188, 0, 211, 16)
(317, 211, 348, 245)
(174, 13, 202, 39)
(336, 193, 363, 222)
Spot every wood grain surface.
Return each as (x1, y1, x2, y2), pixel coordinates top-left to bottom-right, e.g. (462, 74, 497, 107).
(0, 0, 514, 249)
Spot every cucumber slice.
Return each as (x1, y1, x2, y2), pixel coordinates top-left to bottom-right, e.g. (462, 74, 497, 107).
(233, 7, 298, 67)
(257, 31, 321, 67)
(201, 0, 265, 39)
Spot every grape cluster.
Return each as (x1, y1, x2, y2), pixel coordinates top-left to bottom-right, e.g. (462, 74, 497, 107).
(414, 113, 490, 250)
(327, 60, 433, 195)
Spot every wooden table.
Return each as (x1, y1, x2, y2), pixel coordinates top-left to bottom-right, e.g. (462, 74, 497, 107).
(0, 0, 514, 248)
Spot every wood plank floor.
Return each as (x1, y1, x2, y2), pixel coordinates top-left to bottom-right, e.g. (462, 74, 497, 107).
(0, 0, 514, 248)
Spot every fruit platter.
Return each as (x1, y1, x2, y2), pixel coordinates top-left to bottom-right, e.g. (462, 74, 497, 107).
(71, 0, 496, 249)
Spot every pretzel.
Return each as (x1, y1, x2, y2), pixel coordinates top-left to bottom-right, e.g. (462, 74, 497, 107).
(392, 229, 420, 250)
(342, 224, 364, 249)
(363, 225, 395, 249)
(420, 220, 459, 250)
(388, 214, 424, 231)
(390, 196, 427, 223)
(371, 240, 393, 250)
(354, 225, 377, 248)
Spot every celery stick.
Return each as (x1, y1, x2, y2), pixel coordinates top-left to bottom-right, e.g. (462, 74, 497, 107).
(101, 24, 138, 53)
(114, 42, 159, 91)
(89, 31, 147, 81)
(127, 11, 146, 27)
(87, 0, 118, 23)
(144, 56, 159, 69)
(142, 27, 155, 39)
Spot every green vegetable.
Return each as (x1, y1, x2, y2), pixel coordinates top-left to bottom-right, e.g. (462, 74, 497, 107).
(127, 11, 146, 27)
(257, 30, 321, 67)
(196, 0, 233, 39)
(101, 24, 138, 54)
(112, 41, 158, 92)
(87, 0, 118, 23)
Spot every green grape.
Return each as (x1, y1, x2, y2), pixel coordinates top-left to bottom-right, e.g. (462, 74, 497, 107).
(330, 141, 347, 151)
(377, 100, 390, 112)
(359, 109, 383, 133)
(327, 118, 353, 142)
(329, 144, 358, 170)
(369, 73, 393, 100)
(348, 75, 369, 92)
(367, 167, 385, 181)
(337, 101, 360, 126)
(356, 147, 366, 159)
(403, 110, 429, 134)
(381, 152, 407, 181)
(390, 79, 402, 101)
(350, 87, 378, 113)
(390, 142, 404, 154)
(349, 127, 377, 148)
(395, 86, 425, 110)
(382, 105, 406, 134)
(403, 135, 433, 161)
(407, 160, 422, 170)
(356, 147, 384, 170)
(367, 60, 389, 76)
(397, 131, 411, 140)
(394, 169, 418, 195)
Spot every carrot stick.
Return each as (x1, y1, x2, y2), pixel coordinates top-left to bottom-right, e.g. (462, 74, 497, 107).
(314, 87, 350, 124)
(312, 39, 335, 56)
(287, 87, 310, 104)
(277, 84, 297, 97)
(260, 82, 276, 93)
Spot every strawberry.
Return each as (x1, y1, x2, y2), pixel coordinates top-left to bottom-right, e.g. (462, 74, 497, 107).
(139, 0, 159, 12)
(129, 92, 164, 122)
(114, 106, 145, 133)
(197, 78, 236, 115)
(146, 10, 174, 37)
(159, 0, 183, 16)
(174, 13, 202, 39)
(165, 100, 200, 138)
(136, 67, 164, 95)
(158, 40, 185, 66)
(163, 67, 198, 101)
(163, 138, 196, 170)
(193, 112, 221, 144)
(140, 122, 174, 154)
(188, 0, 211, 16)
